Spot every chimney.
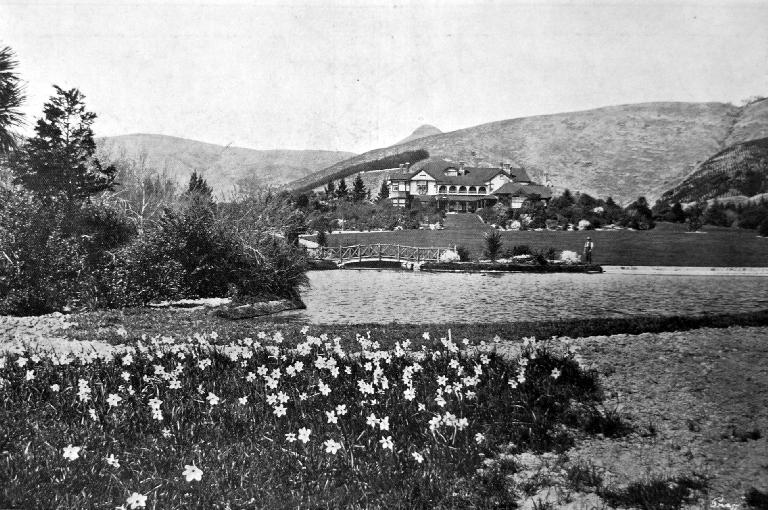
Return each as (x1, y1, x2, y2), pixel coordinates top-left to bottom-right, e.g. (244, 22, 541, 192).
(503, 163, 511, 173)
(459, 161, 465, 175)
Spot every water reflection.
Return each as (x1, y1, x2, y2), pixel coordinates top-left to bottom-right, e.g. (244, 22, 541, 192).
(286, 270, 768, 324)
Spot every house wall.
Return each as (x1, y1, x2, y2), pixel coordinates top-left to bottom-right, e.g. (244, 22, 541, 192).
(488, 174, 510, 193)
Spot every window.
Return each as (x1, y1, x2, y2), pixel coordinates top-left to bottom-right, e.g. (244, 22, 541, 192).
(417, 183, 428, 195)
(479, 186, 487, 194)
(448, 186, 457, 194)
(468, 186, 476, 194)
(458, 186, 467, 194)
(438, 185, 447, 194)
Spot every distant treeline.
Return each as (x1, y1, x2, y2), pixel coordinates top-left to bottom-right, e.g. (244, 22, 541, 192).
(659, 136, 768, 205)
(294, 149, 429, 192)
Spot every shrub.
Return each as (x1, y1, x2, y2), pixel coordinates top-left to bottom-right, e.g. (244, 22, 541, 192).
(483, 230, 503, 261)
(124, 201, 308, 303)
(315, 229, 328, 247)
(600, 474, 708, 510)
(0, 191, 138, 314)
(745, 487, 768, 509)
(439, 250, 460, 263)
(512, 244, 532, 256)
(758, 218, 768, 237)
(456, 245, 471, 262)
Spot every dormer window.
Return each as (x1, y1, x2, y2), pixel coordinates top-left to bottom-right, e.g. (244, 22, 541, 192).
(444, 167, 458, 177)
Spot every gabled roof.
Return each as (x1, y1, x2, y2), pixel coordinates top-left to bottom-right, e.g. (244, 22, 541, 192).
(493, 183, 552, 199)
(404, 157, 505, 185)
(508, 168, 531, 182)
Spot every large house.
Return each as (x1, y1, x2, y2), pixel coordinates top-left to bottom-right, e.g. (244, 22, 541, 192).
(387, 157, 552, 212)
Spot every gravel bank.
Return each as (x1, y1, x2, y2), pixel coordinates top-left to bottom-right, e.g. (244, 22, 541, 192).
(562, 326, 768, 506)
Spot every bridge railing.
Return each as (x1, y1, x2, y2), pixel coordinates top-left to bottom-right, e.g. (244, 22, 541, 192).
(315, 244, 453, 263)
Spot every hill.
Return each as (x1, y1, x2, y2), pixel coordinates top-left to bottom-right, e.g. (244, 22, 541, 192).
(657, 136, 768, 206)
(98, 134, 355, 194)
(288, 100, 768, 204)
(394, 124, 442, 145)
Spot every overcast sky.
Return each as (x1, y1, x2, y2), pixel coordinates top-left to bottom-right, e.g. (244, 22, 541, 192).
(2, 0, 767, 153)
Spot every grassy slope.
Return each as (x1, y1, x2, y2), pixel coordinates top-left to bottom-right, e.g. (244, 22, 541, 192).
(658, 136, 768, 205)
(290, 101, 768, 205)
(316, 222, 768, 266)
(98, 133, 355, 193)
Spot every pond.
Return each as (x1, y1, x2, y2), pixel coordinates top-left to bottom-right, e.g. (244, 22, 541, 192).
(286, 269, 768, 324)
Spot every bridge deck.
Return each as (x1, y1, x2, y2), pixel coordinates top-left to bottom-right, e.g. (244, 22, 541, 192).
(315, 244, 453, 264)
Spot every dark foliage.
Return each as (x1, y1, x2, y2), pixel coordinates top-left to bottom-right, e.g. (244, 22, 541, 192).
(484, 230, 503, 261)
(11, 86, 115, 202)
(351, 173, 367, 202)
(456, 245, 471, 262)
(335, 177, 348, 198)
(0, 45, 25, 156)
(600, 475, 708, 510)
(745, 487, 768, 509)
(295, 149, 430, 193)
(378, 179, 390, 201)
(184, 171, 213, 201)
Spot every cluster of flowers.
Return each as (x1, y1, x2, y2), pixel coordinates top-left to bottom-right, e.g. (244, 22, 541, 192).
(0, 328, 577, 509)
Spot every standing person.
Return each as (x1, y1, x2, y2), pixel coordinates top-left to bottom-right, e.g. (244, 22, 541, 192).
(583, 236, 594, 264)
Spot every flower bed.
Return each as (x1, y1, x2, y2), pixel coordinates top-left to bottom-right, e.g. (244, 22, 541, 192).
(1, 329, 615, 508)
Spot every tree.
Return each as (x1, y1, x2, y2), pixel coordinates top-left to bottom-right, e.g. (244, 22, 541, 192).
(351, 174, 367, 202)
(12, 86, 115, 202)
(185, 171, 213, 202)
(325, 180, 335, 197)
(335, 178, 348, 199)
(316, 229, 328, 247)
(0, 46, 25, 157)
(378, 179, 390, 201)
(670, 202, 686, 223)
(483, 230, 503, 261)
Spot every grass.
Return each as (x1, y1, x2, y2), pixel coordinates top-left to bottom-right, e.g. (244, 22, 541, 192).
(599, 474, 709, 510)
(318, 222, 768, 267)
(65, 308, 768, 349)
(1, 330, 612, 509)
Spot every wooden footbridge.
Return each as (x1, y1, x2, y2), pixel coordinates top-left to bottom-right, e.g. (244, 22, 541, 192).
(313, 244, 452, 267)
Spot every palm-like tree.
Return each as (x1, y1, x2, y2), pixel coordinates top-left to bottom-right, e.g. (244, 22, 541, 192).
(0, 46, 25, 157)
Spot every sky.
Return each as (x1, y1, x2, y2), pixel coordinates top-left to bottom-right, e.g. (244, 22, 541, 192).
(1, 0, 767, 154)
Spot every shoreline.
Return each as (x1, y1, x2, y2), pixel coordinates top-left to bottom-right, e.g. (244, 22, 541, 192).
(602, 265, 768, 276)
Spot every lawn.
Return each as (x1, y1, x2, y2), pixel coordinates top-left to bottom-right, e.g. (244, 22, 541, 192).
(316, 222, 768, 267)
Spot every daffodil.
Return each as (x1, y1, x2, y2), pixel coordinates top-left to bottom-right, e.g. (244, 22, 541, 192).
(125, 491, 147, 509)
(298, 427, 311, 443)
(182, 464, 203, 482)
(106, 454, 120, 468)
(379, 436, 394, 450)
(107, 393, 122, 407)
(62, 445, 81, 461)
(324, 439, 342, 454)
